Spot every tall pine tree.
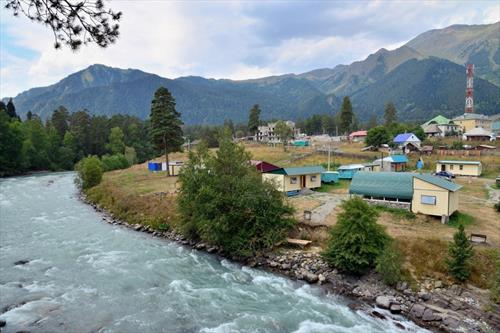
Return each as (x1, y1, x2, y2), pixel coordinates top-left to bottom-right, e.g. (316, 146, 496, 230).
(384, 102, 397, 127)
(6, 98, 18, 119)
(248, 104, 261, 136)
(446, 223, 474, 282)
(149, 87, 183, 176)
(339, 96, 354, 135)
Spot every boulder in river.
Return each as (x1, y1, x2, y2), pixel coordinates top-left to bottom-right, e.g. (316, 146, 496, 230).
(14, 260, 29, 266)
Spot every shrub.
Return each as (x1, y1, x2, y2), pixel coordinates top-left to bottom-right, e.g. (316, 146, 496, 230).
(76, 156, 103, 189)
(446, 223, 474, 282)
(322, 197, 389, 275)
(101, 154, 129, 171)
(376, 240, 405, 286)
(448, 211, 474, 228)
(177, 133, 296, 257)
(450, 141, 464, 150)
(494, 202, 500, 213)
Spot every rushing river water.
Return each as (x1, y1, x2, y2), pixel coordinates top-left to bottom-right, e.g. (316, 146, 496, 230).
(0, 173, 427, 333)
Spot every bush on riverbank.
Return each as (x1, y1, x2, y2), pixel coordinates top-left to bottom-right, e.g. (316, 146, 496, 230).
(322, 197, 389, 275)
(376, 240, 405, 286)
(101, 154, 130, 171)
(76, 156, 103, 189)
(177, 133, 296, 257)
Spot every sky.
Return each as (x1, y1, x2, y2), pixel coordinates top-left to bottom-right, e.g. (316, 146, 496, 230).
(1, 0, 499, 97)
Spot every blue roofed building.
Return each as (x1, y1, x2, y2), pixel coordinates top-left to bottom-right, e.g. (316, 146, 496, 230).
(372, 154, 409, 172)
(393, 133, 421, 153)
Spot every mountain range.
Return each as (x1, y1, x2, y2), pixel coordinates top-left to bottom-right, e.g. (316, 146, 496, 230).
(4, 22, 500, 125)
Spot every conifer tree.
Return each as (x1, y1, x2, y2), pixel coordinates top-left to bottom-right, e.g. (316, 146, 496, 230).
(322, 197, 389, 275)
(339, 96, 354, 134)
(248, 104, 261, 135)
(6, 98, 18, 119)
(106, 127, 125, 155)
(384, 102, 397, 127)
(149, 87, 183, 176)
(446, 223, 474, 282)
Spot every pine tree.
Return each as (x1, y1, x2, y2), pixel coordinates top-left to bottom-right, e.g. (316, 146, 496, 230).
(384, 102, 397, 127)
(367, 114, 378, 129)
(51, 106, 70, 140)
(26, 111, 33, 121)
(149, 87, 183, 176)
(446, 223, 474, 282)
(248, 104, 261, 135)
(6, 98, 18, 119)
(322, 197, 389, 275)
(339, 96, 354, 134)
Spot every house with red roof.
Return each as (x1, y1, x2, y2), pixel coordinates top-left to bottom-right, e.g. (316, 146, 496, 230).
(349, 130, 367, 142)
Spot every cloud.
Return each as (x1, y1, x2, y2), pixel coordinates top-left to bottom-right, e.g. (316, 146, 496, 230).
(0, 0, 499, 97)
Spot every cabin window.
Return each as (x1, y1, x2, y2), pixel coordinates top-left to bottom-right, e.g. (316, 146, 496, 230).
(459, 165, 463, 170)
(290, 177, 298, 184)
(421, 195, 436, 205)
(450, 165, 454, 170)
(310, 175, 317, 182)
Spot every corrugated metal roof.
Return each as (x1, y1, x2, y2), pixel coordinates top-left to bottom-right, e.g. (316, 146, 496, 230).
(437, 160, 481, 165)
(338, 164, 365, 170)
(270, 166, 325, 176)
(391, 155, 408, 163)
(349, 172, 414, 200)
(414, 174, 462, 192)
(424, 115, 452, 126)
(394, 133, 419, 143)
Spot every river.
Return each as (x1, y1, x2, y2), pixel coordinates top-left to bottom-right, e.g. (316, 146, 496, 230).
(0, 173, 427, 333)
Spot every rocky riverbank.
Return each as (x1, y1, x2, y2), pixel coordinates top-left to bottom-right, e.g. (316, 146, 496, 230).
(84, 195, 500, 333)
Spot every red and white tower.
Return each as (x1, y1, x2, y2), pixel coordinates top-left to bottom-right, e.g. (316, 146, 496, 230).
(465, 64, 474, 113)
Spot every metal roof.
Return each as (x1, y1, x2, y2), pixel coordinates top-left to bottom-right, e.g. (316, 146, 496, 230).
(453, 113, 490, 121)
(338, 164, 365, 170)
(391, 155, 409, 163)
(393, 133, 420, 143)
(424, 115, 453, 126)
(414, 174, 462, 192)
(349, 172, 414, 200)
(464, 127, 492, 136)
(269, 165, 325, 176)
(437, 160, 481, 165)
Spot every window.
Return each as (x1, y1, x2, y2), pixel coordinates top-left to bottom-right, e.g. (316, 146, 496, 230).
(421, 195, 436, 205)
(450, 165, 454, 170)
(459, 165, 463, 170)
(290, 177, 298, 184)
(310, 175, 317, 182)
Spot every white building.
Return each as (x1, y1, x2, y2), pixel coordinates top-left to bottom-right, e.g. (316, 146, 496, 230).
(256, 121, 300, 143)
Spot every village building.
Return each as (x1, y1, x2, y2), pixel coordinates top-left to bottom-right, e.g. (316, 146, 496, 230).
(349, 172, 462, 218)
(147, 161, 184, 175)
(349, 130, 367, 142)
(452, 113, 492, 133)
(421, 115, 459, 137)
(372, 154, 408, 172)
(436, 160, 482, 177)
(337, 164, 365, 179)
(393, 133, 421, 153)
(256, 121, 300, 143)
(463, 127, 494, 141)
(491, 114, 500, 136)
(412, 174, 461, 218)
(250, 160, 280, 173)
(262, 166, 324, 195)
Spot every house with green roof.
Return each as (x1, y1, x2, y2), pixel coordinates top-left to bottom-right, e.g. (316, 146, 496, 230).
(421, 115, 459, 137)
(349, 172, 462, 217)
(262, 166, 324, 195)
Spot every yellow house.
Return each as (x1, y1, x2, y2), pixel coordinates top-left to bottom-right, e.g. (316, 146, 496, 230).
(452, 113, 492, 133)
(412, 174, 461, 217)
(262, 166, 324, 195)
(436, 160, 482, 177)
(349, 172, 462, 218)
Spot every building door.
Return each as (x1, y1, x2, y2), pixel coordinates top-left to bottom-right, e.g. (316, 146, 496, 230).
(441, 164, 446, 172)
(301, 175, 306, 188)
